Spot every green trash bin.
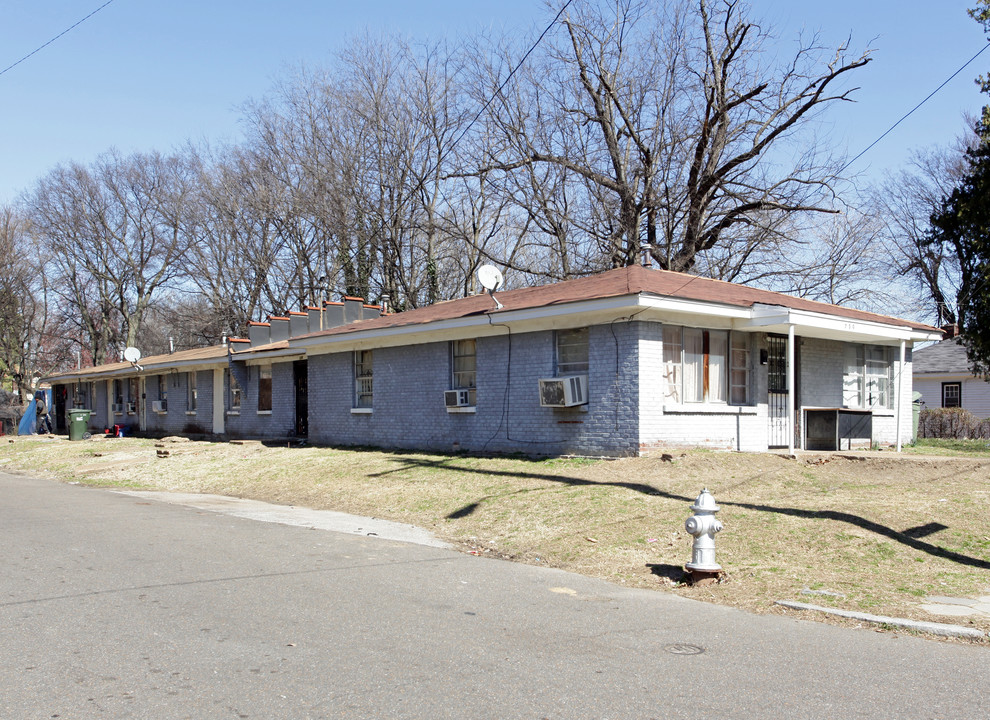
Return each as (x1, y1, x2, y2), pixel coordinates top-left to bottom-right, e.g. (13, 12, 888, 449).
(68, 409, 93, 441)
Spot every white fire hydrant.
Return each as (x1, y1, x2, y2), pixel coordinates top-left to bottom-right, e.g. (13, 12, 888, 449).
(685, 488, 723, 577)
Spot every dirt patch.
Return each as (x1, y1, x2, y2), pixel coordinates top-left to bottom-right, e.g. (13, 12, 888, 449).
(2, 436, 988, 642)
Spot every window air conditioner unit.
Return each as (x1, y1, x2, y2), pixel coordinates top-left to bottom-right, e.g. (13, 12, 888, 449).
(126, 401, 137, 413)
(112, 403, 124, 414)
(539, 375, 588, 407)
(444, 389, 472, 407)
(152, 400, 167, 413)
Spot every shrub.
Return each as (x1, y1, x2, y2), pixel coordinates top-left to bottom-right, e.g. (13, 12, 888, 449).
(918, 407, 990, 439)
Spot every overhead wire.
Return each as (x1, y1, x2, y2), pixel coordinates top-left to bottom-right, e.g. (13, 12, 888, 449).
(0, 1, 116, 79)
(840, 39, 990, 175)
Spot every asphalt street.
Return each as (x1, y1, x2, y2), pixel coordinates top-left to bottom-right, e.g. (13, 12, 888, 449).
(1, 470, 987, 719)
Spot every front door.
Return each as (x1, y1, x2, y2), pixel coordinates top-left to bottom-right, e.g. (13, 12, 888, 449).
(767, 335, 790, 448)
(293, 360, 308, 437)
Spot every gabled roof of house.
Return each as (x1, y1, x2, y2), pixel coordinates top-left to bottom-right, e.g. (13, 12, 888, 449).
(287, 264, 939, 342)
(913, 338, 974, 375)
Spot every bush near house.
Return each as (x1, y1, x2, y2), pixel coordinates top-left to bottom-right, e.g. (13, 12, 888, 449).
(919, 407, 990, 439)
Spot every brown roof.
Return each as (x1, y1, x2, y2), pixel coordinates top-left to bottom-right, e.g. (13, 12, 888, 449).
(293, 265, 938, 341)
(46, 345, 229, 382)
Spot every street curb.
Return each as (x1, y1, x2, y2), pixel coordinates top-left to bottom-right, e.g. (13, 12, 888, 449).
(775, 600, 987, 639)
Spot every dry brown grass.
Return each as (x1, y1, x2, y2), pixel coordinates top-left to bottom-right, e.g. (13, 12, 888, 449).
(3, 435, 989, 639)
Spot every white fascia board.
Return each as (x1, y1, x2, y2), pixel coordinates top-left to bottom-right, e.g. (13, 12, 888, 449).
(296, 295, 648, 355)
(49, 358, 227, 384)
(743, 304, 942, 343)
(230, 349, 306, 366)
(637, 294, 751, 321)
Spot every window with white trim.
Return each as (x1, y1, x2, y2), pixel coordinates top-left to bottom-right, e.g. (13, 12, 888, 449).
(663, 325, 750, 405)
(555, 328, 589, 375)
(186, 371, 197, 413)
(354, 350, 373, 408)
(127, 377, 139, 413)
(451, 339, 477, 406)
(225, 369, 241, 411)
(843, 345, 893, 409)
(72, 381, 89, 408)
(257, 366, 272, 412)
(942, 382, 961, 408)
(157, 374, 167, 402)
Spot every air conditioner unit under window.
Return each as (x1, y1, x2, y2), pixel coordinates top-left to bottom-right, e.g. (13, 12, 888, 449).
(152, 400, 167, 413)
(444, 388, 472, 407)
(112, 403, 124, 414)
(539, 375, 588, 407)
(126, 401, 136, 413)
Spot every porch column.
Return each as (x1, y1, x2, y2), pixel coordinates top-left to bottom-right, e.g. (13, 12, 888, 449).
(788, 324, 795, 455)
(896, 340, 906, 453)
(213, 369, 225, 435)
(105, 382, 113, 428)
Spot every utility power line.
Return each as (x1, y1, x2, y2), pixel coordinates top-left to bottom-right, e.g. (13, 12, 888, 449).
(0, 1, 116, 79)
(841, 40, 990, 174)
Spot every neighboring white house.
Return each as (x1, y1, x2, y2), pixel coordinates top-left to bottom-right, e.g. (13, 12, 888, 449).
(912, 331, 990, 419)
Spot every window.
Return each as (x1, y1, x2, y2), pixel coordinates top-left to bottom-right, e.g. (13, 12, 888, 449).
(127, 377, 139, 413)
(729, 333, 751, 405)
(226, 369, 241, 411)
(354, 350, 373, 408)
(157, 374, 167, 402)
(843, 345, 893, 409)
(556, 328, 589, 375)
(942, 382, 961, 408)
(186, 371, 198, 413)
(113, 380, 123, 412)
(258, 366, 272, 412)
(663, 325, 748, 405)
(451, 339, 477, 405)
(72, 381, 88, 408)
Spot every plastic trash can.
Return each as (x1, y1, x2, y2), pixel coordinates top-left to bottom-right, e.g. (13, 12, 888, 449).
(68, 409, 93, 441)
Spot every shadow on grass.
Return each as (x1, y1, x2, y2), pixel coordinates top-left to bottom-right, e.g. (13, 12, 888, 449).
(374, 456, 990, 571)
(646, 563, 688, 583)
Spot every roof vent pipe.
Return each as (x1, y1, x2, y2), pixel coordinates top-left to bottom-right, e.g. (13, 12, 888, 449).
(640, 241, 652, 268)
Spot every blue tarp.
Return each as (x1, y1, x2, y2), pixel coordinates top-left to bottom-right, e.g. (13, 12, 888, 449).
(18, 389, 52, 435)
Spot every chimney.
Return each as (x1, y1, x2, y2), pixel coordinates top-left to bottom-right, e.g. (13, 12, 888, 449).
(288, 311, 309, 337)
(363, 303, 382, 320)
(306, 305, 323, 332)
(941, 324, 959, 339)
(640, 241, 652, 268)
(247, 321, 271, 348)
(322, 300, 344, 329)
(343, 296, 364, 324)
(268, 316, 290, 343)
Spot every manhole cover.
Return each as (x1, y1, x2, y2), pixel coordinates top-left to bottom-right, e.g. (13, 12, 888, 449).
(664, 643, 705, 655)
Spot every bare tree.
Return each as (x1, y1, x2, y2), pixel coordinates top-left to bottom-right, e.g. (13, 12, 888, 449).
(0, 206, 75, 398)
(183, 145, 285, 339)
(471, 0, 871, 278)
(872, 141, 972, 326)
(26, 150, 197, 362)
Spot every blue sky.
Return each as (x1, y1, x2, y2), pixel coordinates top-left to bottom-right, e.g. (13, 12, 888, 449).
(0, 0, 985, 205)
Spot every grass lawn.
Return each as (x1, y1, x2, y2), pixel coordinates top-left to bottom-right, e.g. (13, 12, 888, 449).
(2, 434, 989, 641)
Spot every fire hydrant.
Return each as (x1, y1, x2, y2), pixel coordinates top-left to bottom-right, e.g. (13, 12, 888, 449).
(685, 488, 723, 581)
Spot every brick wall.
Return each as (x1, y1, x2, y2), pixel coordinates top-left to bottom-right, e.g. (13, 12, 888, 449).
(307, 324, 641, 456)
(638, 324, 767, 453)
(225, 361, 295, 439)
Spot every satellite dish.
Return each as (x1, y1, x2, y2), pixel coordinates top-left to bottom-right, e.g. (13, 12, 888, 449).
(123, 346, 142, 363)
(477, 265, 503, 292)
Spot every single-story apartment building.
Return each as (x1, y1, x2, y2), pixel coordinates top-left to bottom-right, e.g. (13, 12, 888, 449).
(45, 265, 942, 456)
